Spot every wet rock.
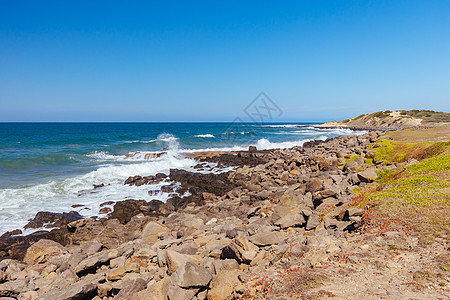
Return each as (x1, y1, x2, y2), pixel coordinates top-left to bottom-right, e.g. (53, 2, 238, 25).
(0, 230, 22, 237)
(148, 199, 164, 211)
(24, 211, 83, 229)
(111, 200, 148, 224)
(169, 169, 234, 197)
(99, 207, 111, 214)
(100, 201, 115, 207)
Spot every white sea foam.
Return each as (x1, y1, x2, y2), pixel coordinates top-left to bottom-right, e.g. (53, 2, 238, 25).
(0, 127, 364, 235)
(194, 134, 215, 138)
(260, 124, 304, 128)
(0, 151, 198, 234)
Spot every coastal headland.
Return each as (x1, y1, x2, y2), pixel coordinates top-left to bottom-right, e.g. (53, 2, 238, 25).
(1, 110, 449, 299)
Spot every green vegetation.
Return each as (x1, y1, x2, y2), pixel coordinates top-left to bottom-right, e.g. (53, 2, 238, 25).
(399, 109, 450, 123)
(353, 138, 450, 242)
(371, 139, 450, 164)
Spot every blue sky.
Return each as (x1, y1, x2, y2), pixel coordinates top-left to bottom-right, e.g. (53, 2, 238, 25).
(1, 1, 449, 122)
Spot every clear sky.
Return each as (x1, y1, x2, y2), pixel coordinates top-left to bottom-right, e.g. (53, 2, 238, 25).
(1, 1, 449, 122)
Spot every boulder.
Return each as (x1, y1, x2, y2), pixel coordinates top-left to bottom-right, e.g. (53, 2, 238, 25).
(171, 262, 212, 288)
(343, 160, 362, 173)
(131, 278, 170, 300)
(0, 279, 28, 298)
(347, 207, 364, 217)
(249, 231, 282, 247)
(306, 178, 322, 193)
(74, 248, 120, 275)
(111, 200, 148, 224)
(358, 169, 378, 183)
(274, 212, 305, 229)
(38, 272, 105, 300)
(165, 250, 202, 275)
(24, 211, 83, 229)
(305, 214, 321, 231)
(207, 269, 240, 300)
(23, 239, 68, 265)
(114, 278, 147, 300)
(141, 221, 170, 244)
(79, 240, 102, 255)
(167, 284, 197, 300)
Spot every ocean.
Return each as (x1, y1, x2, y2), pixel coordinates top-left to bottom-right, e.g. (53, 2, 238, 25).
(0, 122, 362, 234)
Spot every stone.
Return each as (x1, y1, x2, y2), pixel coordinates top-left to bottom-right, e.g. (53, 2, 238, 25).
(319, 189, 338, 199)
(349, 173, 360, 185)
(207, 269, 240, 300)
(171, 262, 212, 288)
(274, 212, 305, 229)
(249, 231, 282, 247)
(24, 239, 68, 265)
(358, 169, 378, 183)
(213, 259, 240, 274)
(38, 272, 105, 300)
(280, 172, 289, 181)
(306, 178, 322, 193)
(80, 240, 102, 255)
(111, 199, 148, 224)
(107, 266, 128, 281)
(343, 160, 360, 173)
(305, 214, 321, 230)
(165, 250, 202, 275)
(142, 221, 170, 244)
(131, 278, 170, 300)
(0, 280, 27, 298)
(114, 278, 147, 300)
(74, 248, 120, 275)
(347, 207, 364, 217)
(24, 211, 83, 229)
(220, 243, 243, 263)
(167, 284, 198, 300)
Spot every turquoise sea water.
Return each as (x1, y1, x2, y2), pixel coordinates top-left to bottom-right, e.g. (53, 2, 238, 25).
(0, 122, 361, 234)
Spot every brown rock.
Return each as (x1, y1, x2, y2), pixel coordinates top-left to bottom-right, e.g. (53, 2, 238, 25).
(249, 231, 282, 247)
(131, 278, 170, 300)
(111, 199, 148, 224)
(171, 262, 212, 288)
(306, 178, 322, 193)
(358, 169, 378, 183)
(114, 278, 147, 300)
(23, 239, 68, 265)
(306, 214, 321, 230)
(165, 250, 202, 275)
(207, 269, 240, 300)
(141, 221, 170, 244)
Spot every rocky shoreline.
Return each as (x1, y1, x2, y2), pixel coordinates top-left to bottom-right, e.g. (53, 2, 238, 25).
(1, 131, 448, 299)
